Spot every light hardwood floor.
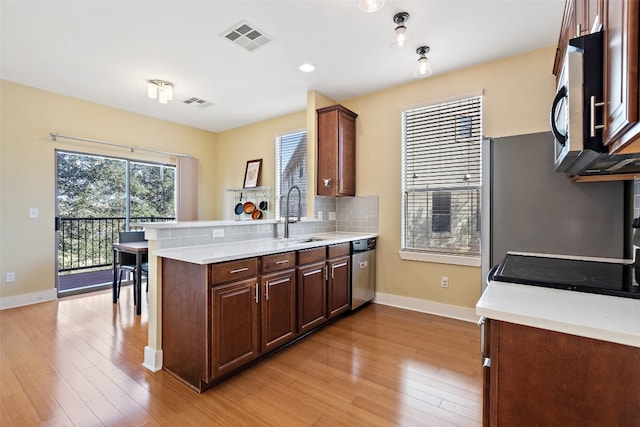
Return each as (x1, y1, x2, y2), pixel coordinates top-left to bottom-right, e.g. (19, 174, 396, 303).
(0, 289, 482, 426)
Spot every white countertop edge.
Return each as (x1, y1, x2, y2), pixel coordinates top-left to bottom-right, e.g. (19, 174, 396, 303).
(153, 232, 377, 264)
(476, 282, 640, 348)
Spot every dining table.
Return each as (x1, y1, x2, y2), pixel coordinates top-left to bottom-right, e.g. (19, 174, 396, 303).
(112, 240, 148, 315)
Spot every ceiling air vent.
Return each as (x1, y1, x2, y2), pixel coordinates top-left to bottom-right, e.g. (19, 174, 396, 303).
(183, 97, 214, 108)
(222, 21, 272, 52)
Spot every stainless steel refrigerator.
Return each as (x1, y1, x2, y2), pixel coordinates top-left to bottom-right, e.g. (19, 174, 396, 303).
(480, 132, 632, 292)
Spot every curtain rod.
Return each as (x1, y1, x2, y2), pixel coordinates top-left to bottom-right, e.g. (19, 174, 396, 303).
(50, 132, 194, 158)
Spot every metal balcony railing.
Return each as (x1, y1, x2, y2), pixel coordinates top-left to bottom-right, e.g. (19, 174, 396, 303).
(57, 216, 174, 273)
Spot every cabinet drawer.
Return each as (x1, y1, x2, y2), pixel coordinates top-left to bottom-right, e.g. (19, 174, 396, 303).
(327, 242, 350, 259)
(211, 258, 258, 285)
(261, 251, 296, 273)
(298, 246, 326, 265)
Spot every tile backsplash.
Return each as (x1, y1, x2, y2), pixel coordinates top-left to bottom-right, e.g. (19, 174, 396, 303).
(155, 195, 379, 249)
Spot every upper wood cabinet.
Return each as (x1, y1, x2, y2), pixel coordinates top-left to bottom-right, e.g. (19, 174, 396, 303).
(604, 0, 639, 152)
(317, 105, 357, 197)
(554, 0, 603, 78)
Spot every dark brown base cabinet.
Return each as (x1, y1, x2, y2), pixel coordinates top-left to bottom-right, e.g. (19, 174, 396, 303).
(327, 244, 351, 319)
(260, 269, 297, 353)
(161, 243, 352, 392)
(161, 258, 212, 390)
(297, 243, 351, 334)
(297, 261, 328, 335)
(483, 319, 640, 427)
(211, 277, 260, 379)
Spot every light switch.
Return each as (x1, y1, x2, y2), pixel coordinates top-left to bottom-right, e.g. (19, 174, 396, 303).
(29, 208, 39, 218)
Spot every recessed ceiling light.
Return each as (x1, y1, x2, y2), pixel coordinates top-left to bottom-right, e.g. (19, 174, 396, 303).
(299, 63, 316, 72)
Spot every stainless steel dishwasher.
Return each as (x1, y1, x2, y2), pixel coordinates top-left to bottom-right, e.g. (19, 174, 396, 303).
(351, 238, 376, 310)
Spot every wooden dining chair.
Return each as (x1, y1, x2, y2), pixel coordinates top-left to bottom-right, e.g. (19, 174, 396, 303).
(116, 231, 147, 301)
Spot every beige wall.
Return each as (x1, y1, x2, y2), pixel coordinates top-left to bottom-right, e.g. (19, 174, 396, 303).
(0, 80, 217, 300)
(1, 45, 557, 309)
(214, 110, 306, 219)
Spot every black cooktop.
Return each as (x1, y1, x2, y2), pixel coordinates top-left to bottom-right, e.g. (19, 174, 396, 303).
(492, 254, 640, 299)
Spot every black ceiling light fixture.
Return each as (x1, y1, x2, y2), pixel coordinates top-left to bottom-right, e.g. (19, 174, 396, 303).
(391, 12, 410, 49)
(414, 46, 433, 78)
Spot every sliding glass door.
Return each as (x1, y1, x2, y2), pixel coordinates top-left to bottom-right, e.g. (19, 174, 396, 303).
(55, 150, 176, 296)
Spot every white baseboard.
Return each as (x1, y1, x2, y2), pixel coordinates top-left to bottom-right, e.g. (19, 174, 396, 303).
(143, 346, 163, 372)
(0, 288, 58, 310)
(374, 292, 479, 323)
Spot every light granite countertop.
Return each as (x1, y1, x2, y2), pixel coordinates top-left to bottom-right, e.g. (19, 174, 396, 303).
(153, 232, 377, 264)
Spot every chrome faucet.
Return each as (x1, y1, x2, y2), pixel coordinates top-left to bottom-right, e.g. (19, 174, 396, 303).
(284, 185, 301, 239)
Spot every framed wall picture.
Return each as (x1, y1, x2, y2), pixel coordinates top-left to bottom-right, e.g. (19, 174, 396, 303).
(243, 159, 262, 188)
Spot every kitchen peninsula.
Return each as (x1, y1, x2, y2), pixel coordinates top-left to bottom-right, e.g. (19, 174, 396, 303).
(137, 214, 377, 392)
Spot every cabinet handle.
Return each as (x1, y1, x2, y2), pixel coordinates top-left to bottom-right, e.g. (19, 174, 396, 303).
(478, 316, 486, 364)
(267, 277, 290, 287)
(482, 357, 492, 368)
(230, 267, 249, 274)
(254, 283, 259, 303)
(331, 262, 348, 279)
(323, 178, 331, 187)
(265, 282, 269, 300)
(266, 277, 290, 300)
(275, 260, 289, 265)
(303, 268, 323, 277)
(590, 95, 605, 137)
(324, 265, 328, 281)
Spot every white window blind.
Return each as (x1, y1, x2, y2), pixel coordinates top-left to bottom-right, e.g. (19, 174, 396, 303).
(401, 96, 482, 256)
(275, 131, 307, 218)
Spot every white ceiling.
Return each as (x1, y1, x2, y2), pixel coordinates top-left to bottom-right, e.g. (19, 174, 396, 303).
(0, 0, 565, 133)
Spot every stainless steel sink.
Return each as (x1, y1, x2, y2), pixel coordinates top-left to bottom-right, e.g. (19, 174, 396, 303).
(276, 237, 325, 244)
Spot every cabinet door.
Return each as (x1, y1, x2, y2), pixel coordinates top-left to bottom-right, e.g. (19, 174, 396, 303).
(211, 277, 259, 379)
(575, 0, 603, 36)
(337, 109, 356, 196)
(261, 269, 297, 353)
(604, 0, 639, 151)
(328, 256, 350, 318)
(487, 320, 640, 426)
(554, 0, 575, 78)
(297, 262, 328, 334)
(317, 105, 357, 197)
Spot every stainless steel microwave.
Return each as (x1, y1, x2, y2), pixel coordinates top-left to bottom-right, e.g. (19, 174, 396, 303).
(550, 31, 605, 174)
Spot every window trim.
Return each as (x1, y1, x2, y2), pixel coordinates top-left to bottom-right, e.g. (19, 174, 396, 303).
(400, 94, 483, 261)
(399, 250, 481, 267)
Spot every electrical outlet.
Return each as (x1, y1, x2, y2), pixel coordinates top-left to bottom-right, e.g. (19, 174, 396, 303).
(328, 211, 336, 221)
(317, 211, 323, 221)
(212, 229, 224, 238)
(29, 207, 39, 218)
(6, 272, 15, 283)
(441, 276, 449, 288)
